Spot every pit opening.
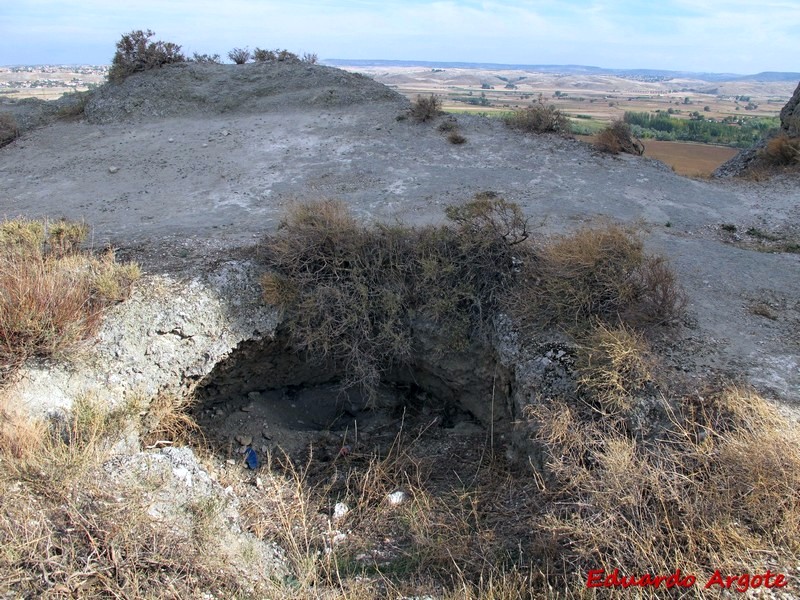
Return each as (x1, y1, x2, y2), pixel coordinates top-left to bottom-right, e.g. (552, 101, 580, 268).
(192, 326, 515, 460)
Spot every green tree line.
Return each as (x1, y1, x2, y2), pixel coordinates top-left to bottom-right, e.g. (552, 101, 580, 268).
(623, 111, 778, 147)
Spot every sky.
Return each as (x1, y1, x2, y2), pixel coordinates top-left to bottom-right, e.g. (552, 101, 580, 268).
(1, 1, 798, 74)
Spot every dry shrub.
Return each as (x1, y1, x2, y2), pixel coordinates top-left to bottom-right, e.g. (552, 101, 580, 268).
(595, 119, 644, 155)
(0, 113, 19, 148)
(576, 322, 653, 413)
(0, 218, 140, 376)
(190, 52, 222, 64)
(761, 133, 800, 166)
(262, 197, 524, 396)
(109, 29, 185, 82)
(526, 386, 800, 587)
(253, 47, 275, 62)
(228, 46, 251, 64)
(506, 101, 569, 134)
(512, 223, 684, 331)
(56, 91, 90, 120)
(447, 131, 467, 145)
(410, 94, 443, 123)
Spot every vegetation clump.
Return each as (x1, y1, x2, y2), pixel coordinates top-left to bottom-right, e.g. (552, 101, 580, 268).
(506, 100, 569, 134)
(261, 198, 685, 402)
(595, 119, 644, 155)
(761, 133, 800, 166)
(108, 29, 185, 82)
(189, 52, 222, 64)
(0, 218, 140, 377)
(262, 196, 527, 395)
(447, 131, 467, 144)
(511, 223, 685, 332)
(409, 94, 443, 123)
(228, 47, 251, 65)
(525, 385, 800, 590)
(0, 113, 19, 148)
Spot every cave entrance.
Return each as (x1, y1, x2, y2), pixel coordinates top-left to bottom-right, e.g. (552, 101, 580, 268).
(192, 326, 514, 461)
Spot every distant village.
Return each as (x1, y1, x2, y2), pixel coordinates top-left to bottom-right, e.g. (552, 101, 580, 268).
(0, 65, 108, 97)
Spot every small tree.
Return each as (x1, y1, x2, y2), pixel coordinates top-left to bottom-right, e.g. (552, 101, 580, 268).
(109, 29, 185, 82)
(228, 47, 251, 64)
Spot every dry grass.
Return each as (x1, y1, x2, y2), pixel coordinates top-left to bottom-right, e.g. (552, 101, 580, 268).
(576, 322, 653, 413)
(594, 120, 644, 156)
(506, 101, 569, 134)
(525, 385, 800, 592)
(410, 94, 443, 123)
(0, 218, 140, 378)
(0, 393, 265, 598)
(140, 392, 203, 448)
(762, 133, 800, 166)
(510, 223, 685, 332)
(238, 420, 545, 599)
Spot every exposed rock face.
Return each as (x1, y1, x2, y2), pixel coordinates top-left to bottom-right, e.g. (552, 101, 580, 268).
(780, 80, 800, 135)
(715, 79, 800, 177)
(6, 260, 279, 417)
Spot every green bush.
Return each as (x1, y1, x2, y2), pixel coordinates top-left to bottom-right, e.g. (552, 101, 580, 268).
(109, 29, 185, 82)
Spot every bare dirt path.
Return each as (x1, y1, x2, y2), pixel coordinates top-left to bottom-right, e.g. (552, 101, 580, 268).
(1, 64, 798, 404)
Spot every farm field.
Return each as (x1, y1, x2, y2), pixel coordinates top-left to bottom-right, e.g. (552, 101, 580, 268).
(341, 65, 794, 123)
(641, 139, 739, 177)
(575, 135, 739, 176)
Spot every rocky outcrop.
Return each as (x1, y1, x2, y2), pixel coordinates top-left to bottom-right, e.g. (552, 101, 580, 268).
(780, 80, 800, 135)
(715, 79, 800, 177)
(6, 260, 279, 417)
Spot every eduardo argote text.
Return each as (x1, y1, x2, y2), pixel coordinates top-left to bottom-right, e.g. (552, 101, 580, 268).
(586, 568, 789, 592)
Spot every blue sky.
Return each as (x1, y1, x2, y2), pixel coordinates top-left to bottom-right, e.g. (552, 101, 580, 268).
(1, 1, 798, 73)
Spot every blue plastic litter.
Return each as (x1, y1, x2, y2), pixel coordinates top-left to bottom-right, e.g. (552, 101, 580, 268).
(244, 447, 259, 469)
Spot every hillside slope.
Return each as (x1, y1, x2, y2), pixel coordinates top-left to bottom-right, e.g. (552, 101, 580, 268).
(1, 62, 798, 401)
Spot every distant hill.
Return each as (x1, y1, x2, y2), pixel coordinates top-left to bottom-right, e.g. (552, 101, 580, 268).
(325, 59, 800, 83)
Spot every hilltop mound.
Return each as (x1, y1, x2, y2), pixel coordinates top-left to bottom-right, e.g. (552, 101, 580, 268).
(84, 61, 406, 124)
